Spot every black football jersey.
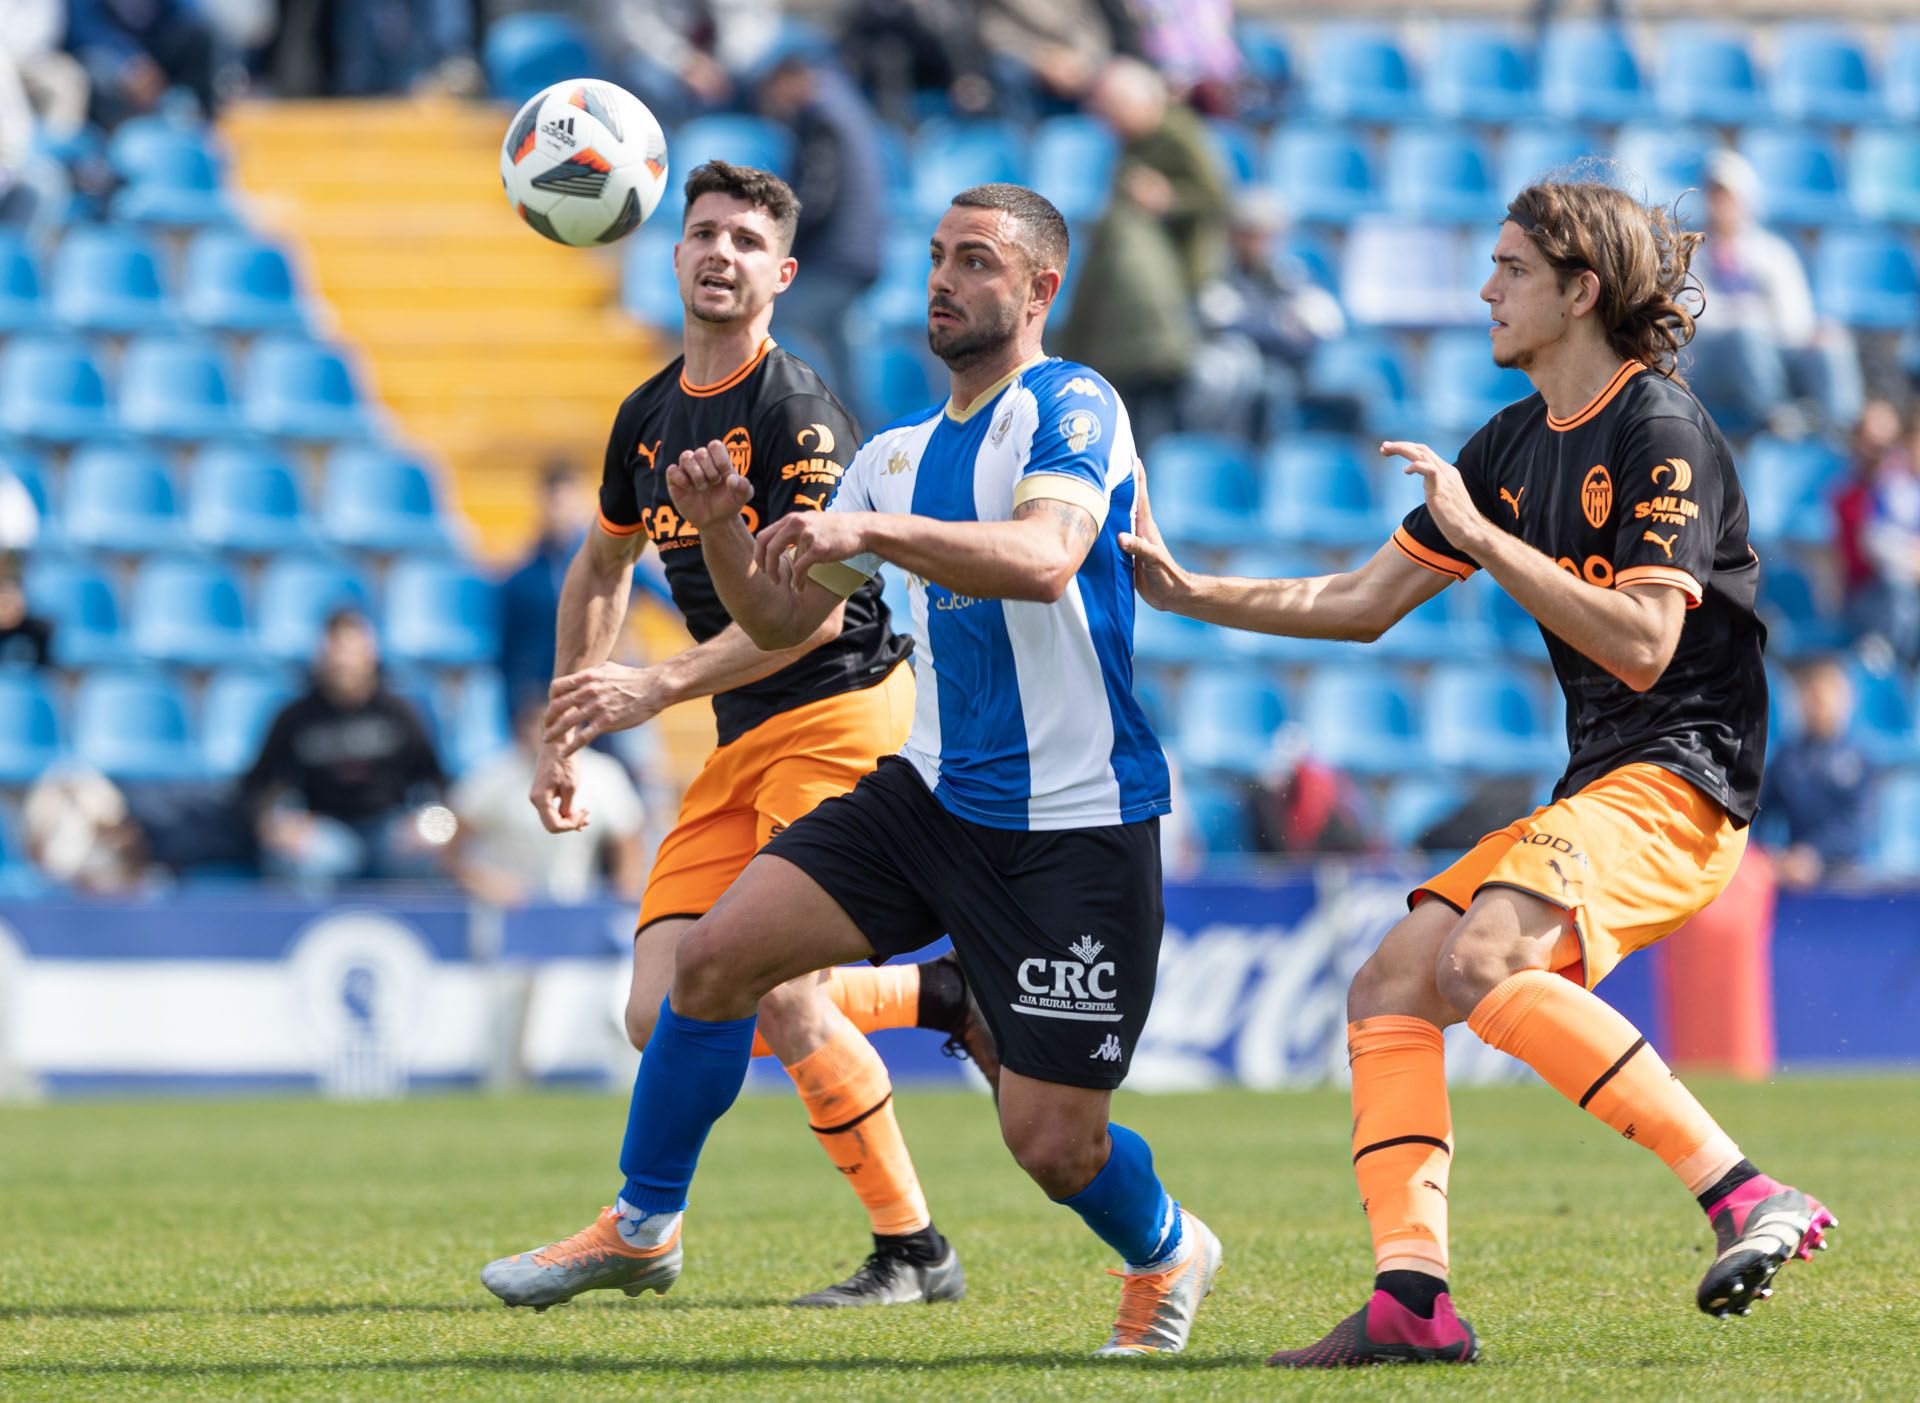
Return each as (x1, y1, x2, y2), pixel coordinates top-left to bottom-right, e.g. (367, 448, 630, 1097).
(598, 340, 912, 744)
(1394, 361, 1768, 825)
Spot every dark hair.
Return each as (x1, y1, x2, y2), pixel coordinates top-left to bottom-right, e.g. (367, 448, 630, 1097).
(539, 460, 576, 492)
(323, 604, 370, 635)
(950, 183, 1070, 273)
(681, 160, 800, 254)
(1505, 180, 1704, 379)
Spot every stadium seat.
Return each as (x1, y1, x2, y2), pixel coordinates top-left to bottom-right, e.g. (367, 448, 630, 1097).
(1260, 435, 1386, 546)
(253, 553, 372, 663)
(1422, 329, 1535, 433)
(21, 556, 121, 666)
(1306, 25, 1419, 122)
(0, 671, 62, 784)
(620, 222, 684, 327)
(1132, 604, 1215, 665)
(1266, 125, 1381, 224)
(1890, 25, 1920, 121)
(110, 129, 231, 227)
(1498, 126, 1603, 200)
(1172, 668, 1290, 775)
(1848, 128, 1920, 226)
(1613, 125, 1715, 210)
(1205, 546, 1359, 664)
(667, 115, 795, 223)
(909, 120, 1026, 222)
(1741, 435, 1847, 548)
(1141, 433, 1260, 548)
(852, 333, 941, 428)
(1375, 574, 1496, 662)
(1485, 575, 1543, 653)
(443, 668, 512, 775)
(0, 336, 112, 442)
(60, 443, 180, 550)
(48, 226, 172, 333)
(187, 444, 311, 553)
(180, 230, 307, 334)
(1426, 664, 1561, 775)
(1383, 776, 1467, 852)
(128, 554, 252, 666)
(118, 336, 240, 442)
(1181, 773, 1251, 856)
(1657, 25, 1766, 126)
(1282, 230, 1339, 292)
(1769, 22, 1881, 126)
(201, 665, 297, 775)
(1339, 220, 1478, 328)
(1384, 126, 1499, 225)
(1304, 333, 1416, 433)
(483, 11, 597, 104)
(0, 444, 47, 517)
(851, 227, 936, 333)
(382, 558, 500, 667)
(1301, 665, 1424, 776)
(319, 445, 450, 552)
(1202, 119, 1260, 189)
(72, 669, 203, 782)
(1738, 128, 1852, 229)
(1539, 20, 1647, 125)
(1813, 227, 1920, 330)
(244, 338, 375, 441)
(0, 231, 41, 333)
(1029, 114, 1116, 223)
(1755, 554, 1846, 656)
(1424, 26, 1537, 123)
(1848, 663, 1920, 767)
(1234, 18, 1294, 122)
(1873, 771, 1920, 877)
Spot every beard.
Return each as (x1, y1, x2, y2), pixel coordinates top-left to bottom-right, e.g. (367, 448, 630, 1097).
(928, 297, 1020, 371)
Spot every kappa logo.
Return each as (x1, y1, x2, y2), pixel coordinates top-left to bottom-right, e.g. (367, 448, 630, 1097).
(1055, 377, 1106, 403)
(1581, 464, 1613, 529)
(1650, 456, 1693, 492)
(635, 437, 662, 472)
(722, 426, 752, 475)
(1091, 1034, 1123, 1062)
(886, 446, 913, 476)
(1643, 529, 1678, 559)
(796, 422, 836, 455)
(1499, 485, 1525, 518)
(1060, 408, 1102, 454)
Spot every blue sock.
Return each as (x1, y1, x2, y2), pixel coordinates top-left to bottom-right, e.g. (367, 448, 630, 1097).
(617, 997, 757, 1214)
(1053, 1123, 1184, 1269)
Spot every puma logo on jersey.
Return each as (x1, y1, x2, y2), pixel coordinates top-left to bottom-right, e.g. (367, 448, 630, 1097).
(1499, 486, 1525, 518)
(635, 438, 662, 471)
(1643, 529, 1678, 559)
(793, 491, 828, 511)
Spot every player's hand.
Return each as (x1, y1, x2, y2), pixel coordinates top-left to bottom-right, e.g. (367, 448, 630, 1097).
(544, 662, 669, 755)
(1382, 440, 1489, 555)
(753, 511, 870, 590)
(666, 439, 752, 530)
(529, 741, 590, 833)
(1117, 459, 1194, 611)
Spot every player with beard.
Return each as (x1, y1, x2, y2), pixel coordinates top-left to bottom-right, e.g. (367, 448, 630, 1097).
(1122, 178, 1835, 1365)
(481, 161, 993, 1313)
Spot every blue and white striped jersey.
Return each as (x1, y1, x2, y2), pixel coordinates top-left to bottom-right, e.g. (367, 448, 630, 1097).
(811, 355, 1170, 832)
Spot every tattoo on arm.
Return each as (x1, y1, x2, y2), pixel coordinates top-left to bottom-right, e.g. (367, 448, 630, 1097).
(1015, 496, 1099, 554)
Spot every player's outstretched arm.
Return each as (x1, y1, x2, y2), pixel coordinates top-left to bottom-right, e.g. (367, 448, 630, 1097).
(1118, 460, 1447, 640)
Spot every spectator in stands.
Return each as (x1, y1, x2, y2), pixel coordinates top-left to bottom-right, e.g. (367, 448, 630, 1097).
(1058, 56, 1227, 447)
(600, 0, 780, 129)
(1689, 150, 1862, 437)
(1758, 657, 1870, 889)
(446, 697, 647, 906)
(1848, 408, 1920, 667)
(499, 461, 588, 716)
(1248, 733, 1375, 856)
(241, 607, 448, 888)
(1129, 0, 1242, 116)
(23, 762, 149, 894)
(1, 1, 86, 228)
(262, 0, 478, 98)
(760, 48, 885, 399)
(975, 0, 1141, 117)
(65, 0, 218, 123)
(837, 0, 991, 126)
(1835, 399, 1905, 657)
(0, 571, 52, 667)
(1182, 190, 1344, 443)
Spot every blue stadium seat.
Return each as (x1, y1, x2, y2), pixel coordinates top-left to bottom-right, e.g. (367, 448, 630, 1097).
(1849, 664, 1920, 767)
(201, 665, 297, 776)
(852, 228, 936, 333)
(319, 444, 450, 552)
(1202, 119, 1260, 188)
(1539, 21, 1647, 124)
(0, 336, 112, 442)
(1234, 18, 1294, 121)
(1422, 330, 1535, 433)
(1769, 22, 1880, 126)
(244, 338, 375, 441)
(1172, 668, 1289, 774)
(385, 667, 444, 752)
(444, 668, 512, 775)
(909, 120, 1026, 222)
(1260, 435, 1385, 546)
(1424, 26, 1537, 123)
(663, 116, 794, 226)
(253, 553, 372, 663)
(1485, 576, 1543, 653)
(1383, 776, 1467, 852)
(1427, 665, 1561, 774)
(0, 230, 41, 333)
(1305, 333, 1416, 433)
(119, 336, 239, 441)
(1182, 772, 1252, 856)
(483, 12, 597, 104)
(1207, 547, 1357, 665)
(61, 443, 180, 550)
(1142, 433, 1260, 548)
(1375, 573, 1497, 662)
(1613, 125, 1715, 210)
(1813, 227, 1920, 330)
(1132, 604, 1215, 666)
(852, 332, 941, 427)
(1339, 221, 1478, 328)
(620, 222, 683, 327)
(1266, 125, 1381, 224)
(1741, 434, 1847, 547)
(72, 669, 203, 782)
(180, 230, 306, 334)
(1848, 128, 1920, 226)
(1891, 26, 1920, 121)
(110, 128, 230, 227)
(1282, 230, 1339, 292)
(128, 554, 252, 666)
(383, 558, 500, 666)
(1755, 555, 1846, 656)
(1498, 126, 1603, 200)
(0, 444, 47, 519)
(188, 444, 311, 552)
(0, 671, 62, 783)
(1384, 126, 1499, 225)
(1738, 128, 1852, 229)
(1030, 114, 1116, 223)
(1873, 771, 1920, 877)
(1657, 24, 1766, 125)
(1307, 25, 1419, 122)
(21, 556, 120, 665)
(1301, 665, 1424, 776)
(48, 226, 171, 333)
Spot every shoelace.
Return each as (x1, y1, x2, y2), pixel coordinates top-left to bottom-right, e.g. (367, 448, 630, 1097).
(531, 1210, 620, 1269)
(836, 1251, 908, 1295)
(1105, 1263, 1179, 1343)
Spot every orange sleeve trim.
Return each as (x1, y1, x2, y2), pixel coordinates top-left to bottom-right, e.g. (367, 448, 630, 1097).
(1547, 361, 1645, 432)
(597, 510, 646, 538)
(1391, 526, 1475, 581)
(1615, 564, 1703, 606)
(680, 338, 774, 397)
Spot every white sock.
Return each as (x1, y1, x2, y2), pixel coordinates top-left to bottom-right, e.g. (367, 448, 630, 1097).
(613, 1198, 681, 1250)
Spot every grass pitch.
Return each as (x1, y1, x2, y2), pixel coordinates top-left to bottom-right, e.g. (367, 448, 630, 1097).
(2, 1077, 1914, 1400)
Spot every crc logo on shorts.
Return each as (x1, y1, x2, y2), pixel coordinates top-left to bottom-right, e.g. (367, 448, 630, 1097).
(1015, 934, 1120, 1023)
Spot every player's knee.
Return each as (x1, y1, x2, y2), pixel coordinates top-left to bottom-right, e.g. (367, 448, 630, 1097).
(1002, 1116, 1107, 1198)
(751, 977, 818, 1037)
(1434, 926, 1520, 1019)
(671, 921, 766, 1017)
(1349, 943, 1450, 1024)
(623, 993, 657, 1051)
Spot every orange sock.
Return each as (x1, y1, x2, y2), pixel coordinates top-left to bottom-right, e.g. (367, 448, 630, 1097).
(749, 965, 922, 1059)
(1349, 1016, 1453, 1277)
(785, 1026, 930, 1236)
(1469, 970, 1742, 1194)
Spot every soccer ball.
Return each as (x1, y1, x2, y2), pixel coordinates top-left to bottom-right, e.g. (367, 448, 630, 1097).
(500, 79, 669, 247)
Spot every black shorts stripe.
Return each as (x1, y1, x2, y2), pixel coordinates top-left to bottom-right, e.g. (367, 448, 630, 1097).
(1353, 1133, 1452, 1164)
(1579, 1036, 1648, 1109)
(810, 1093, 892, 1136)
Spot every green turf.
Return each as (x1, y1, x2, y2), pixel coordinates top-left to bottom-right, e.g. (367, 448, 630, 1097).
(1, 1077, 1913, 1399)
